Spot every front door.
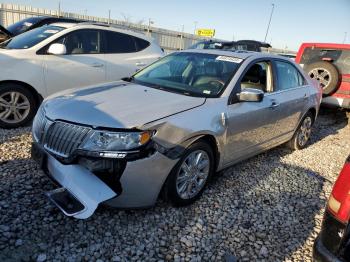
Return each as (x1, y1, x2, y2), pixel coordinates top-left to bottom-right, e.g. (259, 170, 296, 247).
(224, 60, 281, 164)
(43, 29, 106, 96)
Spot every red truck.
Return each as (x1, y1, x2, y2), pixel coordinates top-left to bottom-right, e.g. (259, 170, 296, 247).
(296, 43, 350, 109)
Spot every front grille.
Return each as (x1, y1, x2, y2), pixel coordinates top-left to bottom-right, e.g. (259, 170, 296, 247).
(44, 122, 91, 158)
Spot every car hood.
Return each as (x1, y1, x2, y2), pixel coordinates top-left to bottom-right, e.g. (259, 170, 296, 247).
(43, 81, 206, 129)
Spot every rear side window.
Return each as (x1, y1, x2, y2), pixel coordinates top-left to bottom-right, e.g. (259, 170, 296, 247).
(104, 31, 137, 53)
(275, 61, 305, 91)
(134, 37, 150, 51)
(301, 47, 350, 74)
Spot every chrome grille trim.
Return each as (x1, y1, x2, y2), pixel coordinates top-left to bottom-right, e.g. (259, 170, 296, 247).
(44, 122, 91, 158)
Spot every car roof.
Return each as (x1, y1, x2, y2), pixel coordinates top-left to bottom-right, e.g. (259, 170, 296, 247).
(50, 22, 78, 28)
(49, 22, 152, 42)
(180, 49, 285, 60)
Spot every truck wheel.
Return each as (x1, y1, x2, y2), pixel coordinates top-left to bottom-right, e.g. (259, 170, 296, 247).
(305, 61, 340, 96)
(0, 83, 38, 129)
(163, 141, 214, 206)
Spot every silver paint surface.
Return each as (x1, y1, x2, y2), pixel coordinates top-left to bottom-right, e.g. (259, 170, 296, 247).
(40, 51, 322, 209)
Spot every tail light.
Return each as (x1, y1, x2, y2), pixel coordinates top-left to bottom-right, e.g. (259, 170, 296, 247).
(327, 156, 350, 223)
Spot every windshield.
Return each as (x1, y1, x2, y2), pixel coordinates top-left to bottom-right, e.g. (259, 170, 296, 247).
(6, 17, 44, 36)
(133, 52, 242, 97)
(0, 25, 64, 49)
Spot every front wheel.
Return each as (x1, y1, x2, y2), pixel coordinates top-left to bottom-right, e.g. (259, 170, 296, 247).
(163, 141, 214, 206)
(0, 83, 38, 129)
(287, 112, 314, 150)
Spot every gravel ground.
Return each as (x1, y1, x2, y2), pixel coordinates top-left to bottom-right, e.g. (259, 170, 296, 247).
(0, 108, 349, 262)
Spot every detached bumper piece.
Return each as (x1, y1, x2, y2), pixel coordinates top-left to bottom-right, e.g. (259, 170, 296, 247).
(45, 154, 117, 219)
(46, 188, 85, 216)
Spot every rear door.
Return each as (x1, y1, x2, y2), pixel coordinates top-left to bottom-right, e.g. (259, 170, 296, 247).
(267, 59, 310, 140)
(102, 30, 158, 81)
(43, 29, 106, 95)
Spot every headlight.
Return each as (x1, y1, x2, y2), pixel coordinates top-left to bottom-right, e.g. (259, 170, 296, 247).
(80, 130, 153, 152)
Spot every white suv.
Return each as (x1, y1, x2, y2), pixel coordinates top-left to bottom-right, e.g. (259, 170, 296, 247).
(0, 22, 164, 128)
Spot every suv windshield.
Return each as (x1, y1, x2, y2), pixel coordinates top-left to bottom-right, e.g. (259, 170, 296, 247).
(133, 52, 242, 97)
(6, 17, 43, 36)
(0, 25, 64, 49)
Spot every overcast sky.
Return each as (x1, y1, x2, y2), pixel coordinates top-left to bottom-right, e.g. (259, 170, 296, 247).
(4, 0, 350, 50)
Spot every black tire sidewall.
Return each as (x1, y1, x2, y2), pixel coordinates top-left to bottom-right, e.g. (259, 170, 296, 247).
(164, 141, 215, 206)
(305, 61, 340, 96)
(289, 112, 314, 150)
(0, 83, 38, 128)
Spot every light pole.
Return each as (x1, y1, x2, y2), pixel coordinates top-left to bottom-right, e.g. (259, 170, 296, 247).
(181, 25, 185, 50)
(343, 32, 348, 44)
(264, 3, 275, 42)
(148, 18, 154, 37)
(108, 10, 111, 25)
(58, 1, 61, 18)
(194, 21, 198, 34)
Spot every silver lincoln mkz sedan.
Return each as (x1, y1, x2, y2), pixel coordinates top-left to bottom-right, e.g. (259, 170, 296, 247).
(31, 50, 322, 219)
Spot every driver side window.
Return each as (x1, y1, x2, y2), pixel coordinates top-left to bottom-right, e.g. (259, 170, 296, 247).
(240, 61, 273, 93)
(53, 30, 101, 55)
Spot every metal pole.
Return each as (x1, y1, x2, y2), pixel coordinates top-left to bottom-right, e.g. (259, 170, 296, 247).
(58, 1, 61, 18)
(108, 9, 111, 24)
(194, 21, 198, 34)
(181, 25, 185, 50)
(343, 32, 347, 44)
(264, 3, 275, 42)
(148, 18, 152, 36)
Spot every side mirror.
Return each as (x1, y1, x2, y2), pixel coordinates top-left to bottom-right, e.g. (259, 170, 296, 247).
(47, 43, 67, 55)
(238, 88, 264, 102)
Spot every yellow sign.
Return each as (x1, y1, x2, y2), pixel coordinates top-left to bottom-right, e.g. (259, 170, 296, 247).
(195, 29, 215, 37)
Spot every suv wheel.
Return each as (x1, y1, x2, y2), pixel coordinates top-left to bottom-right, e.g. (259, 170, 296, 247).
(0, 83, 38, 129)
(305, 61, 340, 95)
(163, 141, 214, 206)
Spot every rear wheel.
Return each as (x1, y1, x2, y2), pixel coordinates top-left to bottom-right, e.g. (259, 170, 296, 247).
(305, 61, 340, 96)
(163, 141, 214, 206)
(287, 112, 314, 150)
(0, 83, 38, 129)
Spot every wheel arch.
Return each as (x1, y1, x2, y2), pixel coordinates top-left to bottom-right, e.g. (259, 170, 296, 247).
(0, 80, 43, 107)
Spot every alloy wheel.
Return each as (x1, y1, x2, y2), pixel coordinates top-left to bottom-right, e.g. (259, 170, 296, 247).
(0, 92, 31, 124)
(308, 68, 331, 89)
(297, 116, 312, 147)
(176, 150, 210, 200)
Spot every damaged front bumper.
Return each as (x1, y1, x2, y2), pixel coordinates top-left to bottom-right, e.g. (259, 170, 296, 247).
(31, 142, 177, 219)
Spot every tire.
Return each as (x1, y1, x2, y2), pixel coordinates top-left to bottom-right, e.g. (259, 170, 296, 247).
(0, 83, 38, 129)
(305, 61, 340, 96)
(287, 112, 314, 150)
(163, 141, 215, 206)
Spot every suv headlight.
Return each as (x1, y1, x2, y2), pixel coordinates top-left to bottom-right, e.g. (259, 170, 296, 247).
(80, 130, 153, 152)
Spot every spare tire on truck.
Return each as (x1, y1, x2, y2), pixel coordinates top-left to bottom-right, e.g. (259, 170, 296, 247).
(305, 61, 340, 96)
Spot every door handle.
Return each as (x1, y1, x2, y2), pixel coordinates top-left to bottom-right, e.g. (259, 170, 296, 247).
(91, 63, 104, 68)
(270, 101, 280, 109)
(303, 93, 308, 100)
(136, 62, 146, 67)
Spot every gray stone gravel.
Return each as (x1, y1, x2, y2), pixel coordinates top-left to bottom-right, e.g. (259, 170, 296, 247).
(0, 108, 349, 261)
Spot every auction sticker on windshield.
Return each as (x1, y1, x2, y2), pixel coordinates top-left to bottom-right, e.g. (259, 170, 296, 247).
(216, 56, 243, 63)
